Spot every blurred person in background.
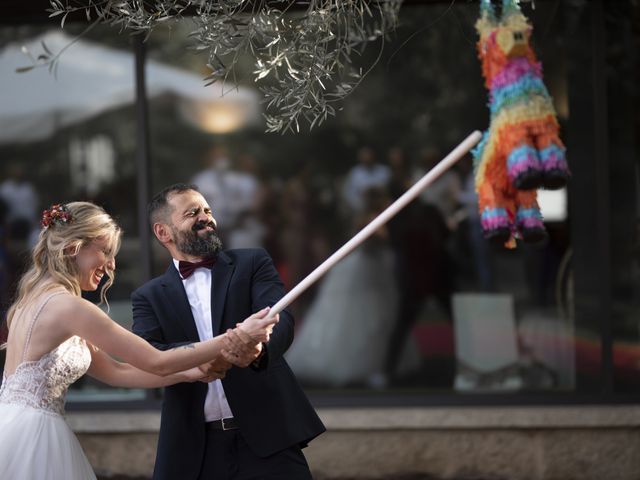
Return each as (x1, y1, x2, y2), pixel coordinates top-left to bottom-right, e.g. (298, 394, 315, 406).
(278, 161, 316, 315)
(192, 145, 250, 242)
(287, 186, 402, 387)
(458, 156, 494, 291)
(1, 164, 40, 308)
(225, 153, 266, 250)
(381, 148, 457, 388)
(0, 162, 40, 249)
(413, 147, 462, 232)
(191, 147, 263, 250)
(386, 146, 413, 200)
(0, 162, 39, 228)
(342, 146, 391, 216)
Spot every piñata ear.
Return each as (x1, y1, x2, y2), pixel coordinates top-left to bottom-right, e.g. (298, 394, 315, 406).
(476, 0, 498, 36)
(502, 0, 522, 18)
(480, 0, 497, 18)
(501, 0, 530, 31)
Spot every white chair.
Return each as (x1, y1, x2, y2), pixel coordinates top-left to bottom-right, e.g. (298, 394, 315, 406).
(452, 293, 522, 391)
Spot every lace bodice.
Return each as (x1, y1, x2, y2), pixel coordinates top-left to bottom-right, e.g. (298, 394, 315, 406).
(0, 292, 92, 416)
(0, 336, 91, 416)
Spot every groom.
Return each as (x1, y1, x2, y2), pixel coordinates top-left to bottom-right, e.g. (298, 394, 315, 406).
(132, 183, 325, 480)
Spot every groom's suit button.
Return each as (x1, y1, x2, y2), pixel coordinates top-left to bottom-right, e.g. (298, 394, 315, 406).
(206, 417, 238, 431)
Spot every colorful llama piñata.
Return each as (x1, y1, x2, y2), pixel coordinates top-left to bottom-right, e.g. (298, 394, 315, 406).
(473, 0, 570, 247)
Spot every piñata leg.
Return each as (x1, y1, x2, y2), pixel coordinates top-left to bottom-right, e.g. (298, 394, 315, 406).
(536, 128, 570, 190)
(477, 180, 512, 245)
(514, 189, 547, 244)
(502, 124, 544, 190)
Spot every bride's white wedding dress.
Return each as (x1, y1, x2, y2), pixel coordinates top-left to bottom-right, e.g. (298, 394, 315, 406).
(0, 293, 96, 479)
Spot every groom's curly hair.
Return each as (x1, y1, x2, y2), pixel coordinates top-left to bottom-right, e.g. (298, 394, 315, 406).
(148, 183, 199, 227)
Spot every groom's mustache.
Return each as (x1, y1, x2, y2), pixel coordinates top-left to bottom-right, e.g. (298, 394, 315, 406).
(192, 220, 217, 232)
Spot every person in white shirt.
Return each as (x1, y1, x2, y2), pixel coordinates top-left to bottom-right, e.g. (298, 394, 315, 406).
(342, 146, 391, 215)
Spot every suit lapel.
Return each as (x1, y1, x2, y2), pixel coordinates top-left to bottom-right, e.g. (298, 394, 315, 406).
(211, 251, 235, 336)
(161, 265, 200, 342)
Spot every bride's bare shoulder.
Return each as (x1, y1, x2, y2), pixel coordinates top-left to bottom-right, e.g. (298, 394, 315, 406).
(28, 288, 95, 324)
(36, 292, 108, 339)
(47, 293, 99, 316)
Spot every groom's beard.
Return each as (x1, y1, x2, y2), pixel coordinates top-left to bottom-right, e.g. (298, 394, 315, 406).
(172, 221, 222, 258)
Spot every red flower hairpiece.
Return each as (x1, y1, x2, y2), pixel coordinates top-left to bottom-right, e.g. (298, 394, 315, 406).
(41, 204, 73, 229)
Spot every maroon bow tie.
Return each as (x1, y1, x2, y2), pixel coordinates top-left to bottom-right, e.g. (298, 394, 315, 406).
(178, 257, 216, 278)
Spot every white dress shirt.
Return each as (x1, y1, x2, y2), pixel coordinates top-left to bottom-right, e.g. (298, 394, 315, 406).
(173, 259, 234, 422)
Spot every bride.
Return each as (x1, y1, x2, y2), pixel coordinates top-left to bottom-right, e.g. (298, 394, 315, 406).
(0, 202, 276, 479)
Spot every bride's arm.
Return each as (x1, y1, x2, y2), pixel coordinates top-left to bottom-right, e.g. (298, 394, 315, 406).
(63, 296, 274, 377)
(86, 344, 224, 388)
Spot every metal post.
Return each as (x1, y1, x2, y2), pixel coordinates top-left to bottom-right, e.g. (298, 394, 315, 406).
(134, 35, 153, 282)
(590, 0, 613, 394)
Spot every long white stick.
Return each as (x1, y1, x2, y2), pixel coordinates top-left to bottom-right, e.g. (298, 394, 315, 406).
(269, 130, 483, 317)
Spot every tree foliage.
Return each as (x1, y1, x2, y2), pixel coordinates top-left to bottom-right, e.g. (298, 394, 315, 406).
(26, 0, 403, 133)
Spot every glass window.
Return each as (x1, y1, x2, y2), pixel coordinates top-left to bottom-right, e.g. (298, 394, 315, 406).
(2, 0, 638, 406)
(0, 24, 146, 402)
(143, 2, 590, 397)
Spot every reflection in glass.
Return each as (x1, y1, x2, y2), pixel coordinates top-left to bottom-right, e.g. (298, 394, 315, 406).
(2, 0, 638, 406)
(0, 25, 143, 402)
(143, 4, 581, 395)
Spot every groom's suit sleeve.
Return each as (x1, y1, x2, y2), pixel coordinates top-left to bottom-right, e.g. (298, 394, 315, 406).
(131, 288, 191, 351)
(249, 248, 295, 371)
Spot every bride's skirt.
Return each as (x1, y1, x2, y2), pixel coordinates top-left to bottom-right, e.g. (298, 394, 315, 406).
(0, 403, 96, 479)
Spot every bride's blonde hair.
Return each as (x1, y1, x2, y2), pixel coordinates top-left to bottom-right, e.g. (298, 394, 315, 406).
(5, 201, 122, 330)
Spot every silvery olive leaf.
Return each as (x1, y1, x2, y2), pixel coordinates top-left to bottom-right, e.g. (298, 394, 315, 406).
(28, 0, 402, 132)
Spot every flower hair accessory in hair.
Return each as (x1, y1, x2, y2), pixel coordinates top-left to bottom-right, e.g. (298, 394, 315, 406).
(41, 204, 73, 229)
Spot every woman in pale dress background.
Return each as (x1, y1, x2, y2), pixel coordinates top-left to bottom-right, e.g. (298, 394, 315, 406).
(286, 187, 403, 387)
(0, 201, 275, 479)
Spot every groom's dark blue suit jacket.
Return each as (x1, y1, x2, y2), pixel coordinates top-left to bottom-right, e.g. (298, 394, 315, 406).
(131, 248, 325, 480)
